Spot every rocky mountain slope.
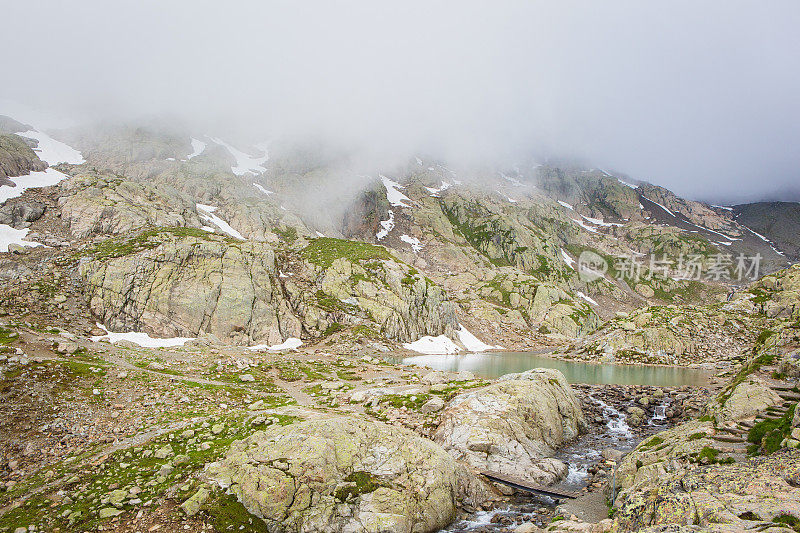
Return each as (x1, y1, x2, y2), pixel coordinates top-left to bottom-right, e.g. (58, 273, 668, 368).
(0, 135, 46, 183)
(1, 114, 799, 533)
(0, 118, 789, 349)
(734, 201, 800, 262)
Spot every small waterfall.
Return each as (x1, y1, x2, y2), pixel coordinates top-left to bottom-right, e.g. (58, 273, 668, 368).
(565, 462, 589, 485)
(649, 401, 669, 425)
(592, 396, 633, 440)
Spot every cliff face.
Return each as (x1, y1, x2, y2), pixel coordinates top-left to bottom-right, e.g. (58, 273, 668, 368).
(79, 230, 458, 345)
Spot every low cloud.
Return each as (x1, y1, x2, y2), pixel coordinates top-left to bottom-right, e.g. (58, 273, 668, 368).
(2, 1, 799, 203)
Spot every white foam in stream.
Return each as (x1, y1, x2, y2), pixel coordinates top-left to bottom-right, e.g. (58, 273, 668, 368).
(593, 396, 633, 440)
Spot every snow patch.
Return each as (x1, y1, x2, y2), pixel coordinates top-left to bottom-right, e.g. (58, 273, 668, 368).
(643, 197, 676, 217)
(457, 325, 497, 352)
(561, 249, 575, 269)
(741, 226, 786, 257)
(687, 221, 740, 241)
(502, 193, 517, 203)
(499, 172, 524, 186)
(253, 183, 274, 196)
(196, 204, 244, 239)
(558, 200, 574, 210)
(209, 137, 268, 175)
(14, 130, 84, 165)
(90, 323, 193, 347)
(0, 167, 68, 203)
(425, 181, 451, 197)
(187, 138, 206, 159)
(0, 225, 41, 253)
(380, 175, 412, 207)
(403, 335, 461, 355)
(376, 210, 394, 240)
(617, 178, 638, 189)
(248, 338, 303, 351)
(576, 291, 598, 306)
(582, 216, 623, 227)
(571, 218, 598, 233)
(400, 234, 423, 252)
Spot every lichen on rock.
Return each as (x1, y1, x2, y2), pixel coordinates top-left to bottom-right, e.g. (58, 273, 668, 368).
(207, 416, 471, 533)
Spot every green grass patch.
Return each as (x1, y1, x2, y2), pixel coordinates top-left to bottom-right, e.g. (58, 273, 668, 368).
(0, 325, 19, 345)
(334, 471, 386, 501)
(88, 227, 232, 260)
(718, 351, 778, 404)
(301, 237, 393, 269)
(378, 393, 431, 411)
(747, 402, 797, 455)
(639, 436, 665, 450)
(204, 490, 270, 532)
(773, 514, 800, 532)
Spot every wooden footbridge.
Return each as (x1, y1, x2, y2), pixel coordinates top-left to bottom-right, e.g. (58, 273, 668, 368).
(480, 470, 579, 500)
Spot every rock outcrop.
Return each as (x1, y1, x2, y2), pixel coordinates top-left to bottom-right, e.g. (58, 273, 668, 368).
(207, 416, 466, 533)
(59, 175, 204, 238)
(0, 115, 32, 135)
(80, 231, 459, 345)
(615, 420, 717, 492)
(0, 134, 47, 181)
(717, 378, 783, 421)
(574, 303, 757, 365)
(80, 229, 301, 345)
(745, 263, 800, 320)
(613, 449, 800, 532)
(433, 368, 584, 485)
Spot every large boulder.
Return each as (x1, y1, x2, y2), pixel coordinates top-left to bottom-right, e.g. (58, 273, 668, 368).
(0, 200, 46, 227)
(719, 378, 783, 421)
(615, 420, 716, 491)
(433, 368, 584, 485)
(207, 416, 465, 533)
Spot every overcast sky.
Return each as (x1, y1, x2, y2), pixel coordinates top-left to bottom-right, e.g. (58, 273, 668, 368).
(2, 1, 799, 203)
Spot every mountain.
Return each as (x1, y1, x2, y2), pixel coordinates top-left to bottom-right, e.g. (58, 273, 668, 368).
(0, 118, 794, 351)
(733, 201, 800, 262)
(2, 115, 800, 533)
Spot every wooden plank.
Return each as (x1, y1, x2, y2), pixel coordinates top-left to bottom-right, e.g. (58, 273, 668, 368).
(480, 470, 578, 499)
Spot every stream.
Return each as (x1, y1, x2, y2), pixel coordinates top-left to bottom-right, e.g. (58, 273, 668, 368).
(394, 350, 707, 531)
(441, 392, 676, 532)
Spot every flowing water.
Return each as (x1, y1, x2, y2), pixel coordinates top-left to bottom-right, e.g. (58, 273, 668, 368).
(427, 350, 695, 532)
(396, 351, 712, 387)
(442, 397, 674, 532)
